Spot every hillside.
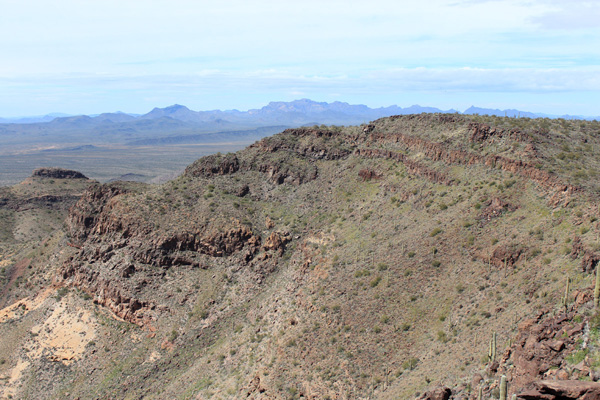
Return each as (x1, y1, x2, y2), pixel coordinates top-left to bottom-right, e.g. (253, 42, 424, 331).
(1, 114, 600, 399)
(3, 99, 598, 188)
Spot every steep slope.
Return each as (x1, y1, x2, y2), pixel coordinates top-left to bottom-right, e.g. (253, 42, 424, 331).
(1, 114, 600, 399)
(0, 168, 91, 308)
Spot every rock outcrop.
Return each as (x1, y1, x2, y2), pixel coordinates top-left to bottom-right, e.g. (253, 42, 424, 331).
(0, 194, 81, 211)
(356, 148, 454, 186)
(254, 127, 352, 160)
(417, 387, 452, 400)
(67, 182, 132, 243)
(491, 244, 525, 268)
(519, 380, 600, 400)
(184, 153, 240, 178)
(469, 123, 531, 144)
(60, 178, 272, 326)
(366, 126, 578, 205)
(505, 311, 583, 389)
(480, 197, 517, 222)
(32, 167, 88, 180)
(570, 236, 600, 273)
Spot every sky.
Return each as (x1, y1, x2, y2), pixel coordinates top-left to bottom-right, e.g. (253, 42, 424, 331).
(1, 0, 599, 117)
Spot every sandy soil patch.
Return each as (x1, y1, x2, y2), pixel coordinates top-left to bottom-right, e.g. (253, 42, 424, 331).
(0, 291, 96, 398)
(0, 287, 53, 323)
(27, 299, 96, 365)
(305, 232, 335, 246)
(0, 359, 30, 399)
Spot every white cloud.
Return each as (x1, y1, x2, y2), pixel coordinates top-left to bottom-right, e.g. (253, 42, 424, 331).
(532, 2, 600, 30)
(3, 66, 599, 96)
(0, 1, 599, 115)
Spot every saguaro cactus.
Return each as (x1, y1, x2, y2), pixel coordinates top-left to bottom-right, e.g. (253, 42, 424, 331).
(499, 375, 507, 400)
(595, 267, 600, 308)
(562, 277, 570, 313)
(489, 332, 497, 362)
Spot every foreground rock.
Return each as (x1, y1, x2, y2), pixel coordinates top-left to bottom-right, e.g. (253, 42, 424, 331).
(519, 380, 600, 400)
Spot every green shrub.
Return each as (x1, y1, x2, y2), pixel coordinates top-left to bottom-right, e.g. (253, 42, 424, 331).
(430, 228, 443, 237)
(402, 357, 419, 370)
(529, 248, 542, 259)
(370, 276, 382, 287)
(566, 348, 589, 364)
(437, 331, 448, 343)
(55, 287, 69, 301)
(354, 269, 370, 278)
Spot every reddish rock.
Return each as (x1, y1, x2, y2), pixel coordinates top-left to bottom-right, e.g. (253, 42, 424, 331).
(355, 148, 454, 186)
(245, 375, 267, 397)
(254, 127, 351, 160)
(471, 373, 483, 390)
(491, 244, 524, 267)
(358, 169, 381, 181)
(571, 236, 584, 260)
(365, 128, 579, 202)
(235, 184, 250, 197)
(487, 361, 499, 375)
(582, 251, 600, 273)
(417, 387, 452, 400)
(263, 232, 290, 255)
(574, 290, 592, 307)
(555, 369, 569, 380)
(61, 181, 270, 327)
(500, 309, 586, 391)
(481, 198, 517, 222)
(469, 123, 530, 143)
(265, 216, 274, 229)
(519, 380, 600, 400)
(184, 152, 239, 177)
(66, 181, 144, 244)
(254, 158, 318, 185)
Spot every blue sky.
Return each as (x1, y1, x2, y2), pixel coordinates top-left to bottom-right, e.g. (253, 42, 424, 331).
(1, 0, 599, 117)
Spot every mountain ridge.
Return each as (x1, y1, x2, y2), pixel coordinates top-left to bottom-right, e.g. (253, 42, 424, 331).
(3, 99, 598, 125)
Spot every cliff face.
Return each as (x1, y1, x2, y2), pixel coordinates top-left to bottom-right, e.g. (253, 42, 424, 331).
(2, 114, 600, 399)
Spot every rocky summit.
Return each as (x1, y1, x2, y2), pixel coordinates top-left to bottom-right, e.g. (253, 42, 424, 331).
(32, 168, 89, 180)
(2, 114, 600, 399)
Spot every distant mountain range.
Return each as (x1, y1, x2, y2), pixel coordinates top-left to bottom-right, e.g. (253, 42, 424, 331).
(0, 112, 72, 124)
(2, 99, 598, 125)
(2, 99, 599, 156)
